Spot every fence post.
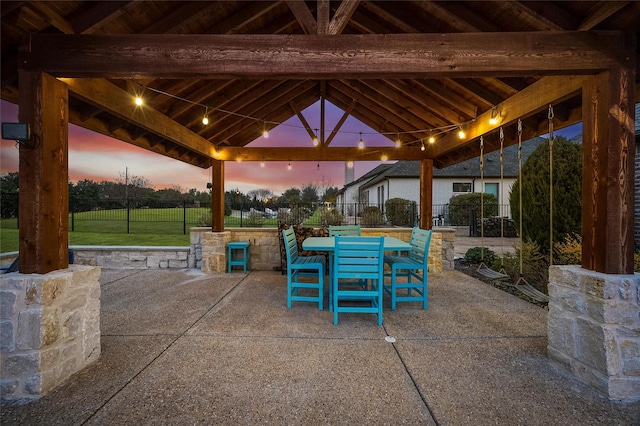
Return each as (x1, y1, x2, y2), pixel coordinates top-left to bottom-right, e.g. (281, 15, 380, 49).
(183, 200, 187, 235)
(127, 199, 130, 234)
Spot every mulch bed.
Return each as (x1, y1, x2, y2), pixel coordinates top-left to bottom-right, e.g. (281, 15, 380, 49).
(454, 258, 549, 309)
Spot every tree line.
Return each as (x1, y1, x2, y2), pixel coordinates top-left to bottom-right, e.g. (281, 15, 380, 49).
(0, 171, 340, 217)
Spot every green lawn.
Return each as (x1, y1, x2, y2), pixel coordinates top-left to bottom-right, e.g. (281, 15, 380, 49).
(0, 207, 281, 253)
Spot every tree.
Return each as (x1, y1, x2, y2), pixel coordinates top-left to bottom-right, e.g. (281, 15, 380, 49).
(69, 179, 101, 212)
(0, 172, 19, 218)
(283, 187, 301, 204)
(321, 186, 339, 203)
(510, 137, 582, 253)
(300, 184, 319, 204)
(247, 188, 274, 202)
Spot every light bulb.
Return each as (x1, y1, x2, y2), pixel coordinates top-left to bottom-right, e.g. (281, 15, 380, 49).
(287, 162, 292, 170)
(428, 136, 435, 144)
(135, 96, 143, 106)
(317, 162, 320, 170)
(202, 116, 209, 125)
(347, 160, 354, 169)
(381, 154, 388, 162)
(395, 134, 401, 148)
(263, 129, 269, 139)
(312, 136, 319, 146)
(458, 128, 465, 139)
(489, 107, 499, 125)
(358, 132, 364, 149)
(260, 161, 265, 168)
(489, 116, 498, 125)
(421, 141, 426, 151)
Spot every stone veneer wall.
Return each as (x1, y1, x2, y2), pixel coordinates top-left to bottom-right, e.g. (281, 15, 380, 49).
(72, 246, 192, 269)
(547, 265, 640, 400)
(0, 265, 101, 402)
(189, 227, 455, 274)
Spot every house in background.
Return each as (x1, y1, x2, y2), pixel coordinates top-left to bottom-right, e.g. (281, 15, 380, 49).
(336, 137, 548, 223)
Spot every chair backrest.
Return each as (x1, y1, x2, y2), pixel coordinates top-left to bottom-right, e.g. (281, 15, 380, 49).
(329, 225, 361, 237)
(282, 228, 299, 266)
(408, 227, 433, 266)
(334, 236, 384, 280)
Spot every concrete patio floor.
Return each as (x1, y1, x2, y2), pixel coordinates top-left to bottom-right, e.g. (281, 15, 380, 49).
(2, 268, 638, 425)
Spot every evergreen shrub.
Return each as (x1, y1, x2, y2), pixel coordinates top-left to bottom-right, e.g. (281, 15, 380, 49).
(510, 137, 582, 253)
(449, 193, 498, 226)
(385, 197, 417, 227)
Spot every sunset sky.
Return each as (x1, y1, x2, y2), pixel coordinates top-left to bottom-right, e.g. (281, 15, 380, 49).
(1, 99, 582, 195)
(1, 99, 394, 195)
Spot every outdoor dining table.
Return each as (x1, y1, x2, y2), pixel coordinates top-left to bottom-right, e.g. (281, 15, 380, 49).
(302, 236, 411, 311)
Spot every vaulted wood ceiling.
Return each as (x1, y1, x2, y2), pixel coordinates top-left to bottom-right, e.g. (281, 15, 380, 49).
(2, 1, 639, 169)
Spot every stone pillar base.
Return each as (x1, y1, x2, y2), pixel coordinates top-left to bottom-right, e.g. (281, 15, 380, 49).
(200, 231, 231, 273)
(1, 265, 101, 403)
(547, 265, 640, 401)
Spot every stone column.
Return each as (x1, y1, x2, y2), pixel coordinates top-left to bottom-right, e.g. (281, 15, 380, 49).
(0, 265, 101, 402)
(200, 231, 231, 273)
(547, 265, 640, 400)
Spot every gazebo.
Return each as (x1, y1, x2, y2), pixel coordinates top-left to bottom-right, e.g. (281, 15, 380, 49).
(1, 1, 638, 401)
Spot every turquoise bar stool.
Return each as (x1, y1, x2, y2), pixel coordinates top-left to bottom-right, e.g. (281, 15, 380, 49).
(227, 241, 250, 273)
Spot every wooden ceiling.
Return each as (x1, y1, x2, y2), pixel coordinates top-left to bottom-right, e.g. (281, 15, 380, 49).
(2, 1, 639, 169)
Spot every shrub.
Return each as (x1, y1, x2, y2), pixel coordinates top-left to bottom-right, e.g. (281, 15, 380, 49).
(464, 246, 496, 264)
(198, 212, 211, 226)
(277, 206, 309, 225)
(318, 208, 344, 227)
(449, 193, 498, 226)
(499, 240, 549, 295)
(245, 212, 265, 227)
(385, 198, 417, 227)
(554, 234, 582, 265)
(361, 206, 384, 227)
(510, 137, 582, 253)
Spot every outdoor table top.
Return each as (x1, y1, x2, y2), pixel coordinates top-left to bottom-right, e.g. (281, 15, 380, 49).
(302, 236, 411, 253)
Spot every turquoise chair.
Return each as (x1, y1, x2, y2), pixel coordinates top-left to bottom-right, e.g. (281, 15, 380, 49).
(329, 225, 361, 236)
(282, 228, 325, 310)
(383, 227, 432, 310)
(332, 236, 384, 326)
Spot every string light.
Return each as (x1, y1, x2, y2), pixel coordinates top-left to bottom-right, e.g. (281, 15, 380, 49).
(381, 154, 388, 162)
(202, 107, 209, 125)
(317, 162, 320, 170)
(421, 140, 426, 151)
(260, 160, 265, 168)
(312, 129, 319, 146)
(358, 132, 364, 149)
(287, 161, 292, 170)
(133, 84, 478, 145)
(347, 160, 354, 169)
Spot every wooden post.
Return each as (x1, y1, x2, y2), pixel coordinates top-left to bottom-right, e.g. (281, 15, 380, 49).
(211, 160, 224, 232)
(419, 159, 433, 230)
(581, 68, 635, 274)
(18, 71, 69, 274)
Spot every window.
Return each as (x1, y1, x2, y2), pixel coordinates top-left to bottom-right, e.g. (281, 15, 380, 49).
(453, 182, 472, 193)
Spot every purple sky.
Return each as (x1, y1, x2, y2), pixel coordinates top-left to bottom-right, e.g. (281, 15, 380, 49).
(1, 99, 395, 195)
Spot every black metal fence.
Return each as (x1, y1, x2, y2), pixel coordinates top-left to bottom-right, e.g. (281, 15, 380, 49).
(0, 194, 511, 234)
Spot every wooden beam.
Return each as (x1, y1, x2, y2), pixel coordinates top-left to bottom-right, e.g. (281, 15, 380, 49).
(60, 78, 216, 159)
(216, 146, 428, 162)
(317, 0, 329, 34)
(20, 32, 632, 79)
(290, 101, 316, 141)
(211, 160, 224, 232)
(430, 75, 589, 159)
(581, 68, 636, 274)
(286, 0, 316, 34)
(328, 0, 360, 35)
(325, 99, 357, 146)
(18, 71, 69, 274)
